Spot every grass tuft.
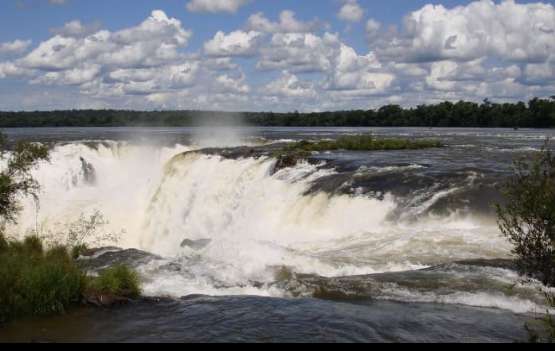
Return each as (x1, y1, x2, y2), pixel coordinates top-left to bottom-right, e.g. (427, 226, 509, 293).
(89, 265, 141, 299)
(0, 239, 84, 323)
(0, 235, 141, 324)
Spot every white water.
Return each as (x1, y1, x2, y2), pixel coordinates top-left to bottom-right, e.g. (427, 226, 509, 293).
(10, 141, 549, 314)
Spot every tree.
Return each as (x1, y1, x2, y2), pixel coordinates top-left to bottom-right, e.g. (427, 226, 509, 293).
(496, 141, 555, 286)
(0, 133, 49, 225)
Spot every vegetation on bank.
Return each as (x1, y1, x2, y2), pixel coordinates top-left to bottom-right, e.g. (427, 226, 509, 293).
(496, 142, 555, 342)
(283, 135, 442, 153)
(0, 134, 141, 325)
(0, 97, 555, 128)
(0, 235, 83, 323)
(0, 234, 142, 324)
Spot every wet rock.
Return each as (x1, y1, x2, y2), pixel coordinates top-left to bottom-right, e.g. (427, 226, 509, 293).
(80, 157, 96, 185)
(271, 259, 524, 302)
(78, 248, 161, 272)
(180, 238, 212, 250)
(83, 291, 132, 308)
(273, 154, 302, 173)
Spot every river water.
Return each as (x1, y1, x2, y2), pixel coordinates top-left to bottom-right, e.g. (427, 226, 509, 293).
(1, 127, 554, 342)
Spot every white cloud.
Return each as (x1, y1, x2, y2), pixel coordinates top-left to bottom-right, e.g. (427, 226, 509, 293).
(375, 0, 555, 63)
(264, 71, 316, 98)
(338, 0, 364, 23)
(204, 30, 262, 57)
(20, 10, 192, 72)
(365, 19, 381, 42)
(31, 63, 101, 86)
(325, 44, 394, 94)
(257, 32, 340, 72)
(0, 10, 202, 100)
(0, 39, 32, 55)
(186, 0, 250, 14)
(80, 62, 200, 97)
(215, 73, 250, 94)
(203, 57, 239, 71)
(50, 20, 102, 38)
(524, 62, 555, 85)
(247, 10, 321, 33)
(0, 61, 33, 79)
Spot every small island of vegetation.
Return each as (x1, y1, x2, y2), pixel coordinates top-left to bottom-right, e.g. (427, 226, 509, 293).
(269, 135, 442, 172)
(283, 135, 442, 153)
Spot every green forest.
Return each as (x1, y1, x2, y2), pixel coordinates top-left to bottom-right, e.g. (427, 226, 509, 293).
(1, 97, 554, 128)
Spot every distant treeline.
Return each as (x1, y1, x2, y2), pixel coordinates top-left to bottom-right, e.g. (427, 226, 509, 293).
(1, 98, 555, 128)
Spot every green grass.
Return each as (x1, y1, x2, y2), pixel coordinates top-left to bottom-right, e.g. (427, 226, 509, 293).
(0, 235, 84, 323)
(284, 135, 442, 153)
(0, 234, 141, 324)
(88, 265, 141, 299)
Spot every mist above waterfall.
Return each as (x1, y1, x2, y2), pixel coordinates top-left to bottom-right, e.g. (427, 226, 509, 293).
(190, 112, 249, 148)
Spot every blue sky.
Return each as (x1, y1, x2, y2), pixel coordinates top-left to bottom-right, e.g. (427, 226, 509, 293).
(0, 0, 553, 111)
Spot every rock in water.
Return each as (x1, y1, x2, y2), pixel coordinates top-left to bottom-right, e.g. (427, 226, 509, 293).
(80, 157, 97, 185)
(180, 238, 212, 250)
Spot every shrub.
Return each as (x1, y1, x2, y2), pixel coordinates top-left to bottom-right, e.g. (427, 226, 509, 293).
(526, 290, 555, 343)
(22, 235, 44, 255)
(0, 139, 49, 224)
(90, 265, 141, 299)
(496, 142, 555, 285)
(0, 233, 7, 252)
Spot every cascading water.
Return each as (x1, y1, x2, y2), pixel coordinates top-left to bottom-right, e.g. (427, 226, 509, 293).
(9, 140, 552, 314)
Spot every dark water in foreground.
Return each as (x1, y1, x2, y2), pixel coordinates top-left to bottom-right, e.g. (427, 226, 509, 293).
(0, 296, 530, 343)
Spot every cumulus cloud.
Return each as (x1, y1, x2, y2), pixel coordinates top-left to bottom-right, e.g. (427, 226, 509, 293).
(247, 10, 321, 33)
(0, 10, 201, 98)
(20, 10, 192, 72)
(365, 19, 381, 42)
(50, 20, 103, 38)
(203, 57, 240, 71)
(215, 73, 250, 94)
(375, 0, 555, 64)
(257, 32, 340, 72)
(325, 44, 393, 94)
(524, 61, 555, 85)
(0, 61, 33, 79)
(0, 40, 32, 57)
(338, 0, 364, 23)
(264, 71, 316, 98)
(186, 0, 250, 14)
(204, 30, 262, 57)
